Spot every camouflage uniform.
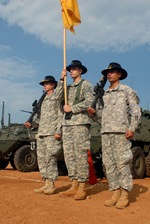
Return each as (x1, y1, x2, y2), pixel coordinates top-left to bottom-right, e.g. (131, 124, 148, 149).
(62, 79, 94, 182)
(35, 82, 64, 182)
(101, 83, 141, 191)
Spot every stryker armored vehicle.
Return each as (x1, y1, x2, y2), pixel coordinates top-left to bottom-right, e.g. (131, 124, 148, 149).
(90, 109, 150, 179)
(0, 101, 38, 171)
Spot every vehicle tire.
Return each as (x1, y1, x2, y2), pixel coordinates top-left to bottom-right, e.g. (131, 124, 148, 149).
(14, 145, 38, 172)
(145, 152, 150, 177)
(131, 146, 146, 179)
(0, 159, 9, 169)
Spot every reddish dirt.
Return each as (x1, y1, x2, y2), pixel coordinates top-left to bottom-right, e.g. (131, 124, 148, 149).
(0, 165, 150, 224)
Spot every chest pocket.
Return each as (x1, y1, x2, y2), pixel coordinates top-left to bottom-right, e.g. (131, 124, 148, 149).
(104, 90, 128, 109)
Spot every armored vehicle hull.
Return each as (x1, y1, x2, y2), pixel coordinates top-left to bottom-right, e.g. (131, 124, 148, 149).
(0, 125, 38, 171)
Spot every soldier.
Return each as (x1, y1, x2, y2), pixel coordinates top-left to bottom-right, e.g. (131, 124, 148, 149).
(24, 75, 63, 195)
(59, 60, 95, 200)
(89, 62, 141, 208)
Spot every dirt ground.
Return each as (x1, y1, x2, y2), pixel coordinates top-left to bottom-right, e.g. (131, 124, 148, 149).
(0, 165, 150, 224)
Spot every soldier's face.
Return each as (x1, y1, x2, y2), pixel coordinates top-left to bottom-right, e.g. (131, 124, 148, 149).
(43, 82, 55, 92)
(107, 70, 122, 82)
(69, 66, 82, 79)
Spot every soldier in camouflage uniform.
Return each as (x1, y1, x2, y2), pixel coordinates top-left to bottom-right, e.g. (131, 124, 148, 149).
(59, 60, 94, 200)
(100, 62, 141, 209)
(24, 76, 63, 195)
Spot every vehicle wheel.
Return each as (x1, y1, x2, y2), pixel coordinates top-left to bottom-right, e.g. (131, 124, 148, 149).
(14, 145, 38, 172)
(145, 152, 150, 177)
(0, 159, 9, 169)
(131, 146, 146, 179)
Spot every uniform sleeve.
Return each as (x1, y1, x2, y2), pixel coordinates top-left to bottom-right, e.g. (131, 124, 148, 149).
(71, 81, 95, 113)
(54, 81, 64, 100)
(53, 82, 64, 134)
(127, 88, 141, 132)
(55, 100, 64, 135)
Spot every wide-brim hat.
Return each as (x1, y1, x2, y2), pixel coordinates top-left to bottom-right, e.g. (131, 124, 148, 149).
(66, 60, 87, 74)
(39, 75, 57, 88)
(101, 62, 128, 80)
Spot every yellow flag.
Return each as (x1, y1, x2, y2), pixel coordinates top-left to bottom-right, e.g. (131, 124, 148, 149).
(60, 0, 81, 33)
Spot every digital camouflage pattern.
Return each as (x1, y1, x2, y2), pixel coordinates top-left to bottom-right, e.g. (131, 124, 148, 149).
(101, 83, 141, 191)
(62, 79, 95, 125)
(36, 83, 64, 136)
(101, 83, 141, 133)
(34, 83, 64, 181)
(62, 125, 90, 182)
(61, 79, 94, 182)
(37, 135, 62, 181)
(102, 134, 133, 191)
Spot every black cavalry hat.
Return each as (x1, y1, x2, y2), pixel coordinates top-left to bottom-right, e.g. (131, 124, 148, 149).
(66, 60, 87, 74)
(39, 75, 57, 88)
(101, 62, 128, 80)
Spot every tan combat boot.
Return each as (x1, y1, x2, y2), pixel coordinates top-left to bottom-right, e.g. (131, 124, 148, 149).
(115, 188, 129, 209)
(34, 179, 49, 193)
(104, 189, 121, 207)
(59, 180, 79, 197)
(44, 180, 55, 195)
(74, 182, 87, 200)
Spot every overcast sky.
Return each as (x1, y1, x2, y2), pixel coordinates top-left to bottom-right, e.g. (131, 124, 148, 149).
(0, 0, 150, 124)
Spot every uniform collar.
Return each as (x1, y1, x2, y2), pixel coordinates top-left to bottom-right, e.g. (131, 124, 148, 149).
(70, 79, 83, 87)
(106, 83, 121, 92)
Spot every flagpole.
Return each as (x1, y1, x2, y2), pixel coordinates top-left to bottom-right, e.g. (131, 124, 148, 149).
(63, 27, 68, 105)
